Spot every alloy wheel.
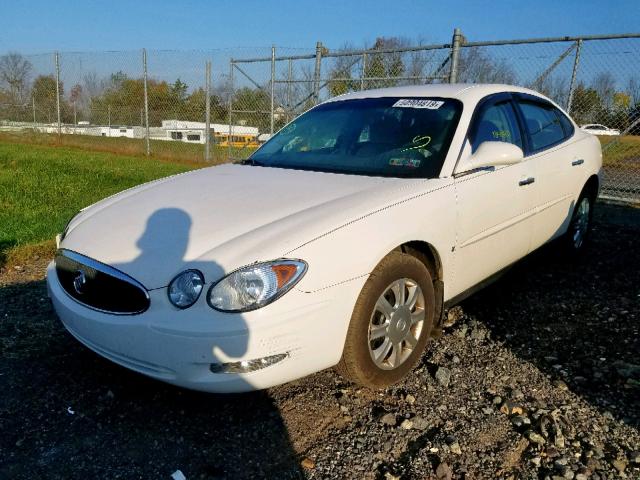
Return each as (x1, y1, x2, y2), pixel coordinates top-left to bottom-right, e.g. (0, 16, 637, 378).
(368, 278, 425, 370)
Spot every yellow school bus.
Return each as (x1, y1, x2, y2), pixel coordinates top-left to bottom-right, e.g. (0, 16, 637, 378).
(215, 134, 260, 148)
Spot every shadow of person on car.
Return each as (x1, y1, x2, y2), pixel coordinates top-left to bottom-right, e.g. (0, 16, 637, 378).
(457, 203, 640, 427)
(105, 207, 304, 478)
(1, 207, 305, 479)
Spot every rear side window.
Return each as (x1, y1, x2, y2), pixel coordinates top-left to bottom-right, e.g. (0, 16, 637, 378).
(470, 101, 523, 152)
(557, 111, 575, 137)
(518, 101, 566, 151)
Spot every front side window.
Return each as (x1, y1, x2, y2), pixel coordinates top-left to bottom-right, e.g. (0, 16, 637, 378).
(470, 101, 522, 152)
(250, 97, 462, 178)
(518, 101, 566, 151)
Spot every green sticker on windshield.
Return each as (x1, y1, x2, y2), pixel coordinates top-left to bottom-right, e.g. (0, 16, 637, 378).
(492, 130, 510, 140)
(389, 158, 421, 168)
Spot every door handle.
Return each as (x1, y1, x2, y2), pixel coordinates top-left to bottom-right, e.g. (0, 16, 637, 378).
(572, 159, 584, 166)
(519, 177, 535, 186)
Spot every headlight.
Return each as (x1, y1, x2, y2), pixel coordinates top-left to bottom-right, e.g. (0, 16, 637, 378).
(207, 260, 307, 312)
(168, 270, 205, 309)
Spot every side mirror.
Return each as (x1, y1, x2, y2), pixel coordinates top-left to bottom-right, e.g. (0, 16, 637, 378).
(456, 141, 524, 175)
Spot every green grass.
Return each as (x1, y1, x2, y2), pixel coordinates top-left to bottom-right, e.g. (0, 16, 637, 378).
(0, 131, 257, 164)
(599, 135, 640, 167)
(0, 141, 199, 268)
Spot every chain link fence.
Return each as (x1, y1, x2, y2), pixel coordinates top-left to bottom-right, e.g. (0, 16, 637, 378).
(0, 30, 638, 202)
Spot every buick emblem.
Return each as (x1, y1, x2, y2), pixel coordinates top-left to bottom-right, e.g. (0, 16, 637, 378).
(73, 270, 87, 294)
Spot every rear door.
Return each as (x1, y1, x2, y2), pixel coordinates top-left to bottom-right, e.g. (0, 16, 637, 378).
(451, 94, 537, 298)
(514, 95, 577, 249)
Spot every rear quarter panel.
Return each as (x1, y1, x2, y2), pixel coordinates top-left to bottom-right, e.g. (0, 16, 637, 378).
(573, 131, 603, 199)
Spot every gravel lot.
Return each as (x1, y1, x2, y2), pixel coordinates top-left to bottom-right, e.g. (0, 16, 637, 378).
(1, 203, 639, 480)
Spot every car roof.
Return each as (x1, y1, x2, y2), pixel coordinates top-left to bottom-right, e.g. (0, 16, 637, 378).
(324, 83, 551, 107)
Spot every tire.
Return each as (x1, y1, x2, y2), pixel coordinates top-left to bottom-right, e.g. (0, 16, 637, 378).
(336, 251, 435, 388)
(562, 190, 595, 254)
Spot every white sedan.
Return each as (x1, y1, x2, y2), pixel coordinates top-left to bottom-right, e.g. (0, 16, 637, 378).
(580, 124, 620, 136)
(47, 84, 602, 392)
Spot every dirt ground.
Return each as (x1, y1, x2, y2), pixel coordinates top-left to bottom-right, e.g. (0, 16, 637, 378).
(1, 203, 639, 479)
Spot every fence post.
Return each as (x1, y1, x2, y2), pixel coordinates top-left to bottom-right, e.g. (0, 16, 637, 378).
(566, 39, 583, 114)
(142, 48, 150, 156)
(228, 59, 234, 161)
(55, 52, 61, 136)
(32, 96, 36, 125)
(449, 28, 462, 83)
(360, 52, 367, 90)
(313, 41, 323, 104)
(270, 45, 276, 134)
(286, 58, 293, 122)
(205, 60, 211, 162)
(108, 104, 111, 136)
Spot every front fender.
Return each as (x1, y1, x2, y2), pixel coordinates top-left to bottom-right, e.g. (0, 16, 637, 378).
(289, 181, 456, 294)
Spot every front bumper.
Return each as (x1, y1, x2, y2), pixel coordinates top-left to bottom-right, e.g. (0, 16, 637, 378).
(46, 262, 366, 393)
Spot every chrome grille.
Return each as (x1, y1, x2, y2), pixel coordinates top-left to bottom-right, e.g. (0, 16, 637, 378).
(54, 249, 150, 315)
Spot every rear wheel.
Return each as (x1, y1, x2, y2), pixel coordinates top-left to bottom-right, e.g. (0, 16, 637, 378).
(563, 192, 594, 253)
(336, 251, 435, 388)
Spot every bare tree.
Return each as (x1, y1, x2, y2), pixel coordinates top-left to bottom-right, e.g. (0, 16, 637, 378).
(69, 84, 83, 123)
(592, 72, 616, 109)
(212, 73, 232, 105)
(406, 50, 427, 85)
(297, 64, 317, 110)
(327, 43, 360, 96)
(456, 47, 517, 84)
(0, 52, 32, 103)
(405, 36, 440, 85)
(83, 71, 106, 99)
(538, 75, 569, 108)
(627, 76, 640, 106)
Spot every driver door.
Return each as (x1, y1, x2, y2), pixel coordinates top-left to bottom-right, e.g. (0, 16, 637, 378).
(450, 95, 536, 298)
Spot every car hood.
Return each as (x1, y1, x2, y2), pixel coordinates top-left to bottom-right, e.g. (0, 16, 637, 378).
(61, 163, 413, 289)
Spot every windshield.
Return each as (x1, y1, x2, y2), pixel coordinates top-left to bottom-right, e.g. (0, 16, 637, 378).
(250, 97, 462, 178)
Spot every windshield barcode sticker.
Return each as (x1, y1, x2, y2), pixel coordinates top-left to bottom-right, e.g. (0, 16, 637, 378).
(392, 99, 444, 109)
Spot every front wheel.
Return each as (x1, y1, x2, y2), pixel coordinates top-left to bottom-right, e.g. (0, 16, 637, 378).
(336, 251, 435, 388)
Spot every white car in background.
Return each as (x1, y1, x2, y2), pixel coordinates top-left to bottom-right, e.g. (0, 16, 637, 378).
(580, 124, 620, 136)
(47, 84, 602, 393)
